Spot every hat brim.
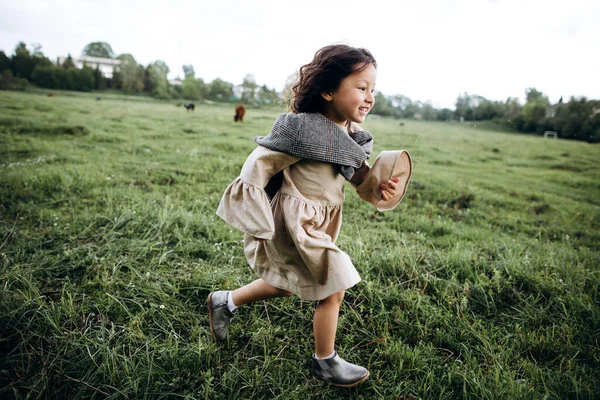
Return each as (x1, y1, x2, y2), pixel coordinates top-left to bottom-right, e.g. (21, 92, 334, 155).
(356, 150, 413, 211)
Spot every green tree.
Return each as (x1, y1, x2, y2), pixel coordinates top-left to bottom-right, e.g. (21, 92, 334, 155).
(55, 68, 75, 90)
(29, 42, 53, 70)
(241, 74, 258, 104)
(436, 108, 454, 121)
(11, 42, 52, 81)
(170, 83, 183, 99)
(208, 78, 233, 101)
(454, 92, 474, 120)
(505, 97, 522, 120)
(472, 98, 506, 121)
(525, 87, 546, 103)
(521, 102, 548, 132)
(520, 88, 550, 132)
(134, 65, 145, 92)
(110, 66, 121, 89)
(34, 63, 95, 92)
(181, 76, 202, 100)
(257, 85, 281, 105)
(62, 54, 76, 69)
(421, 101, 438, 121)
(197, 78, 209, 98)
(145, 60, 170, 99)
(10, 42, 36, 80)
(82, 42, 114, 58)
(31, 43, 44, 57)
(144, 66, 154, 94)
(390, 94, 416, 118)
(72, 66, 95, 91)
(117, 54, 144, 92)
(371, 91, 394, 116)
(551, 97, 600, 142)
(31, 65, 58, 88)
(93, 66, 106, 90)
(0, 50, 10, 72)
(390, 94, 411, 108)
(182, 64, 195, 78)
(0, 69, 28, 90)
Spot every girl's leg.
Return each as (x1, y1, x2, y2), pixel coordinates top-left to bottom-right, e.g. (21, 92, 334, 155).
(209, 279, 290, 342)
(313, 290, 344, 358)
(311, 290, 369, 387)
(232, 278, 292, 307)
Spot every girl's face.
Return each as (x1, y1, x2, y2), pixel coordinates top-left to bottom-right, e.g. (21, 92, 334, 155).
(321, 63, 377, 128)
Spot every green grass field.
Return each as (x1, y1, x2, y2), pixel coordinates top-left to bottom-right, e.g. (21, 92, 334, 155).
(1, 90, 599, 399)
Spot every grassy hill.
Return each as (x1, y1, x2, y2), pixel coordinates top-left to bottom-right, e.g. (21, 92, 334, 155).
(1, 90, 598, 399)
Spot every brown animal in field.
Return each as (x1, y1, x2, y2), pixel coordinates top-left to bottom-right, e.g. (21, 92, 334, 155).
(184, 103, 195, 112)
(234, 104, 246, 122)
(48, 93, 55, 97)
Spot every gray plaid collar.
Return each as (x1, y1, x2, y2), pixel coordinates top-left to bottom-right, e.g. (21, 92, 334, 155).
(254, 113, 373, 181)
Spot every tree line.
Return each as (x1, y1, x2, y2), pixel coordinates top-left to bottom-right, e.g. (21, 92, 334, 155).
(371, 89, 599, 143)
(1, 41, 598, 143)
(0, 42, 281, 106)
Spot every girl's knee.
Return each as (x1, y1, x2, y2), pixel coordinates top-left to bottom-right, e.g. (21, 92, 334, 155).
(323, 290, 345, 305)
(278, 288, 293, 297)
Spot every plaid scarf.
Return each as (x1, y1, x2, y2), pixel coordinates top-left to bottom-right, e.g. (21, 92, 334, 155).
(254, 113, 373, 181)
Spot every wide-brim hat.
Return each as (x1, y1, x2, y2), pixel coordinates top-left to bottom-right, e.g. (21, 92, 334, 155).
(356, 150, 413, 211)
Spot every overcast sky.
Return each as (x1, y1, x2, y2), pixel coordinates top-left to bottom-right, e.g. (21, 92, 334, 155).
(1, 0, 598, 108)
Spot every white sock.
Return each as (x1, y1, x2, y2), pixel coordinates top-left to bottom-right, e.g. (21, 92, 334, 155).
(315, 351, 336, 360)
(227, 291, 238, 314)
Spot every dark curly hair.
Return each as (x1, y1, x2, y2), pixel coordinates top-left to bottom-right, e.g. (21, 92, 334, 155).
(289, 44, 377, 114)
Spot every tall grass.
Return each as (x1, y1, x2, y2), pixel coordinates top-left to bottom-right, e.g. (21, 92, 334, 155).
(1, 90, 599, 399)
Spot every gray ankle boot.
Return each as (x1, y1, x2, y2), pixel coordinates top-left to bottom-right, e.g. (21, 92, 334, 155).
(207, 291, 234, 341)
(311, 352, 370, 387)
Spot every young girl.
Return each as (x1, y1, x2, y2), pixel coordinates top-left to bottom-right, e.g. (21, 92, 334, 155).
(209, 44, 412, 388)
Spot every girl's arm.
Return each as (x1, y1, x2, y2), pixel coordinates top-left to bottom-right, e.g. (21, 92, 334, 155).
(348, 161, 370, 186)
(217, 147, 301, 240)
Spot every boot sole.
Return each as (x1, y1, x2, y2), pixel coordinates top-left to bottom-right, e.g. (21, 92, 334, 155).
(317, 370, 370, 388)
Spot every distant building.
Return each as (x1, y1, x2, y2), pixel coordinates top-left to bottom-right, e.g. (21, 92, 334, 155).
(232, 84, 242, 99)
(232, 84, 266, 100)
(57, 55, 121, 78)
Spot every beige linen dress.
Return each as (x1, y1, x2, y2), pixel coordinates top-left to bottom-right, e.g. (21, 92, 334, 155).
(217, 146, 412, 301)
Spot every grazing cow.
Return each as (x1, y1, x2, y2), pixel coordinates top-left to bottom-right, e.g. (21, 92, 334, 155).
(184, 103, 195, 112)
(234, 104, 246, 122)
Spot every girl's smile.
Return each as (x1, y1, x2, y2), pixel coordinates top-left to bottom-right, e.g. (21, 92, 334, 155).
(321, 63, 377, 128)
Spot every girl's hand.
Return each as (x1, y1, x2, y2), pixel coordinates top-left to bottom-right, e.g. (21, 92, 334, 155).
(380, 177, 400, 201)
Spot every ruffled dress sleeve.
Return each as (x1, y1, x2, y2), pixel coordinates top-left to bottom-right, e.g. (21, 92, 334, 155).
(216, 146, 301, 240)
(354, 150, 413, 212)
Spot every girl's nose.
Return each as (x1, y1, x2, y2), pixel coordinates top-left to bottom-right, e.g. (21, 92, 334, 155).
(366, 92, 374, 103)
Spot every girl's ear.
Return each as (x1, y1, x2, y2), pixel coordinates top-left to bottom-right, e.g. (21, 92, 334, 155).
(321, 92, 333, 101)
